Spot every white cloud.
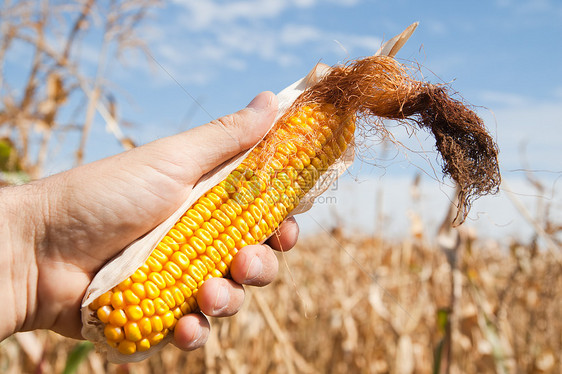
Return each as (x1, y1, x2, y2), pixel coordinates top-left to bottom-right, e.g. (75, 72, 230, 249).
(297, 172, 562, 242)
(495, 0, 562, 15)
(425, 20, 447, 36)
(292, 0, 316, 7)
(280, 25, 322, 46)
(171, 0, 288, 30)
(479, 90, 528, 107)
(331, 33, 382, 55)
(143, 2, 386, 84)
(171, 0, 360, 28)
(476, 91, 562, 173)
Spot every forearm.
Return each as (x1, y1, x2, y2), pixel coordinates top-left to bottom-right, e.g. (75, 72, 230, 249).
(0, 183, 43, 340)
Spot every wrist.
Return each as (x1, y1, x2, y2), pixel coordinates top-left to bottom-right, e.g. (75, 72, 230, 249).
(0, 183, 44, 339)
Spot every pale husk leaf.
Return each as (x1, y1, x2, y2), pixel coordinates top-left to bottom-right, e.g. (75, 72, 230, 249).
(80, 23, 418, 363)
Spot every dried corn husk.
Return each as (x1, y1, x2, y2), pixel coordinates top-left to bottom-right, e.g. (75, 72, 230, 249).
(81, 24, 419, 363)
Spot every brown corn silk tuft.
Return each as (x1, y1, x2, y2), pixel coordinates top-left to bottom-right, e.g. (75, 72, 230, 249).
(293, 55, 500, 222)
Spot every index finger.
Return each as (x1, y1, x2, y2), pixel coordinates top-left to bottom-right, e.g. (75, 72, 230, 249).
(265, 217, 299, 252)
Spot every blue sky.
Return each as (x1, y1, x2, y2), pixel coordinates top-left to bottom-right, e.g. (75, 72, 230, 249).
(99, 0, 562, 174)
(4, 0, 562, 240)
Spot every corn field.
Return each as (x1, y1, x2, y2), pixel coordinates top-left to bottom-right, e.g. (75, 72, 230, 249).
(1, 218, 560, 373)
(1, 1, 561, 373)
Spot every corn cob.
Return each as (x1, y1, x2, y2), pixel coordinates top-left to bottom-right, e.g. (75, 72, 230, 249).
(85, 47, 500, 359)
(88, 103, 356, 355)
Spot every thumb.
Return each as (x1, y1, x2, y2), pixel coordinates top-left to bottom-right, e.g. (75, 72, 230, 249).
(145, 91, 278, 184)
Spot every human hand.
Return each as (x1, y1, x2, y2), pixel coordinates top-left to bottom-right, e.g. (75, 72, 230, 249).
(0, 91, 299, 351)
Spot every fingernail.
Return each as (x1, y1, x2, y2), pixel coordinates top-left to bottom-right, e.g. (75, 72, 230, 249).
(190, 324, 203, 346)
(213, 284, 230, 312)
(246, 92, 271, 111)
(245, 256, 263, 281)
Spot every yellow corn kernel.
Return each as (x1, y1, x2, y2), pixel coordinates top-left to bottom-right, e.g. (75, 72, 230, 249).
(108, 309, 127, 327)
(171, 251, 190, 271)
(162, 236, 180, 252)
(194, 228, 214, 246)
(205, 246, 221, 264)
(110, 291, 125, 309)
(147, 331, 164, 346)
(146, 257, 162, 273)
(148, 273, 166, 290)
(206, 192, 222, 207)
(164, 262, 182, 280)
(199, 256, 215, 273)
(225, 226, 242, 244)
(104, 325, 124, 342)
(214, 240, 229, 257)
(138, 317, 152, 336)
(187, 297, 198, 311)
(219, 203, 236, 222)
(218, 234, 235, 251)
(211, 185, 228, 201)
(193, 259, 209, 275)
(200, 194, 219, 209)
(137, 339, 151, 352)
(131, 269, 147, 283)
(177, 283, 192, 299)
(226, 199, 243, 216)
(180, 216, 199, 232)
(131, 283, 146, 299)
(167, 229, 186, 245)
(125, 305, 143, 321)
(249, 224, 264, 242)
(193, 203, 212, 221)
(201, 221, 219, 239)
(123, 289, 140, 305)
(118, 340, 137, 355)
(97, 305, 112, 324)
(150, 315, 164, 332)
(154, 298, 169, 315)
(208, 217, 226, 233)
(117, 278, 132, 291)
(174, 222, 193, 239)
(223, 254, 234, 266)
(187, 263, 204, 282)
(186, 209, 204, 225)
(212, 208, 231, 228)
(241, 210, 256, 228)
(172, 306, 183, 320)
(161, 270, 176, 287)
(243, 232, 256, 245)
(188, 236, 206, 255)
(180, 244, 198, 260)
(258, 219, 270, 238)
(161, 311, 176, 330)
(140, 299, 155, 317)
(96, 291, 112, 308)
(233, 217, 249, 236)
(180, 301, 191, 314)
(158, 242, 174, 257)
(160, 289, 176, 309)
(181, 274, 197, 290)
(171, 287, 185, 305)
(144, 281, 161, 299)
(151, 249, 168, 264)
(124, 322, 142, 342)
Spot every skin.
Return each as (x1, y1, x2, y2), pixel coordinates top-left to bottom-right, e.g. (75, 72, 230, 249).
(0, 91, 299, 351)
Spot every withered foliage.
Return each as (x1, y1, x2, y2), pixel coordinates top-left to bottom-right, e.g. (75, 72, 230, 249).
(0, 0, 160, 179)
(2, 226, 560, 373)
